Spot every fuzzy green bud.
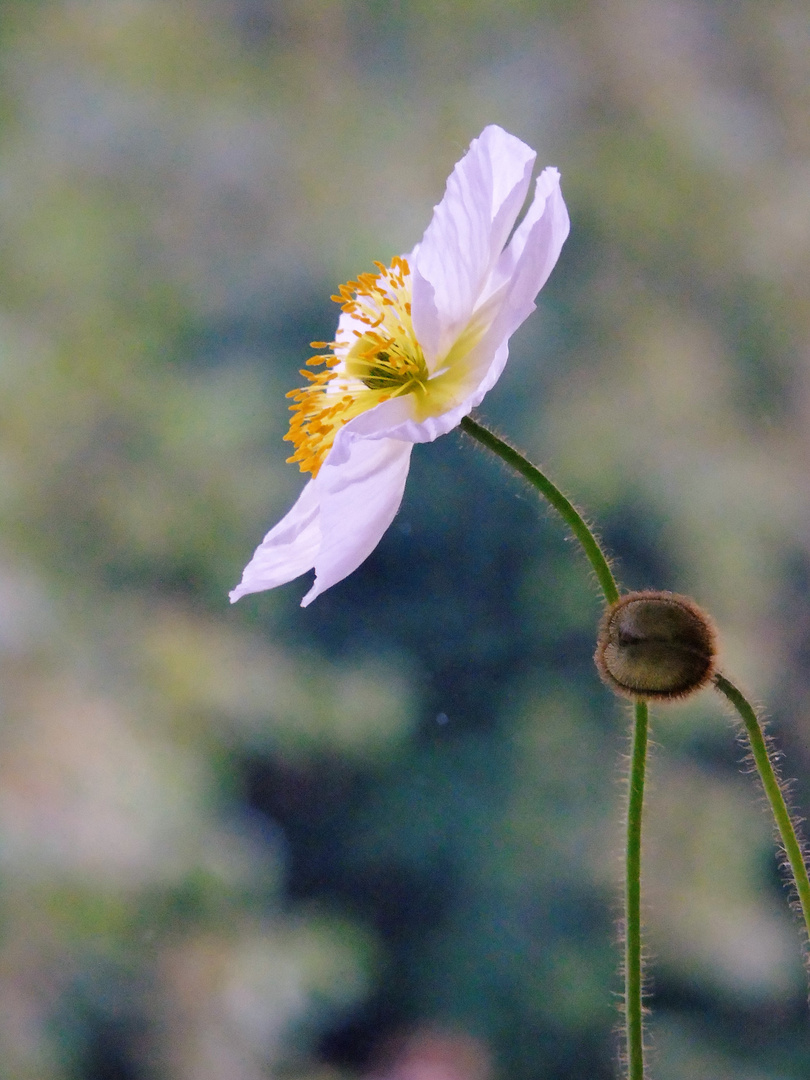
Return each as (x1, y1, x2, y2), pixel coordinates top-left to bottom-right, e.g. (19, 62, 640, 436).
(595, 590, 717, 701)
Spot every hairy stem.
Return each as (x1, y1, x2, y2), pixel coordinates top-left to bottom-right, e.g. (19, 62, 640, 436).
(460, 413, 645, 1079)
(713, 672, 810, 947)
(625, 699, 649, 1080)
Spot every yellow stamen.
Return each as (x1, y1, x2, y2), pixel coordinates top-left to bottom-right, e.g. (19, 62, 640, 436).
(285, 257, 428, 477)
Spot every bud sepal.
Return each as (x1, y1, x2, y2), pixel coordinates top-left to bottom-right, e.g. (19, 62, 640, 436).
(595, 590, 717, 701)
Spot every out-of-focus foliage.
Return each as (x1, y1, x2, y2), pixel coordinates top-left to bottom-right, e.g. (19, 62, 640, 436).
(0, 1, 809, 1077)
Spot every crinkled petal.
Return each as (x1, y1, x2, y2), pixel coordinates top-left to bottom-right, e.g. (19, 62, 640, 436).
(229, 479, 322, 602)
(301, 435, 413, 607)
(487, 166, 570, 314)
(411, 125, 536, 367)
(427, 166, 570, 409)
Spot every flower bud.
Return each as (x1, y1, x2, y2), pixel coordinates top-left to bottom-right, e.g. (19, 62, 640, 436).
(595, 590, 717, 701)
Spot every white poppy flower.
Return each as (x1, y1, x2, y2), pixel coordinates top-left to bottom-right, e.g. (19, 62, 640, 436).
(230, 125, 570, 606)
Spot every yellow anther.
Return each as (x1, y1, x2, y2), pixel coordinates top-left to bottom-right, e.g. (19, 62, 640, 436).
(284, 257, 426, 477)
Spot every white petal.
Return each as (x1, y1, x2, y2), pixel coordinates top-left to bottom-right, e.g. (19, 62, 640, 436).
(325, 392, 473, 448)
(301, 435, 413, 607)
(411, 126, 536, 367)
(328, 396, 419, 447)
(229, 479, 322, 602)
(489, 167, 570, 313)
(431, 167, 570, 409)
(341, 388, 487, 446)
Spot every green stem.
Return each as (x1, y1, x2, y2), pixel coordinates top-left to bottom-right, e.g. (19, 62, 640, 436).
(713, 672, 810, 947)
(459, 415, 619, 605)
(625, 699, 649, 1080)
(460, 413, 645, 1080)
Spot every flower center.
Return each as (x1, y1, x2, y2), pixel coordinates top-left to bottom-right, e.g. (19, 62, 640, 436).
(285, 256, 428, 476)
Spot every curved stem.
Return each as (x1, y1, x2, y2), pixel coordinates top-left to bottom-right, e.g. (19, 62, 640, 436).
(460, 413, 645, 1079)
(459, 415, 619, 605)
(713, 672, 810, 946)
(625, 700, 649, 1080)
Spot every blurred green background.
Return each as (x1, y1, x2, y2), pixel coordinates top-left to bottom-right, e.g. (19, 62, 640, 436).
(1, 1, 809, 1077)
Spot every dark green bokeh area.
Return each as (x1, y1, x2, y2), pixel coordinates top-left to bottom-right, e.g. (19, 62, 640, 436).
(1, 2, 809, 1078)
